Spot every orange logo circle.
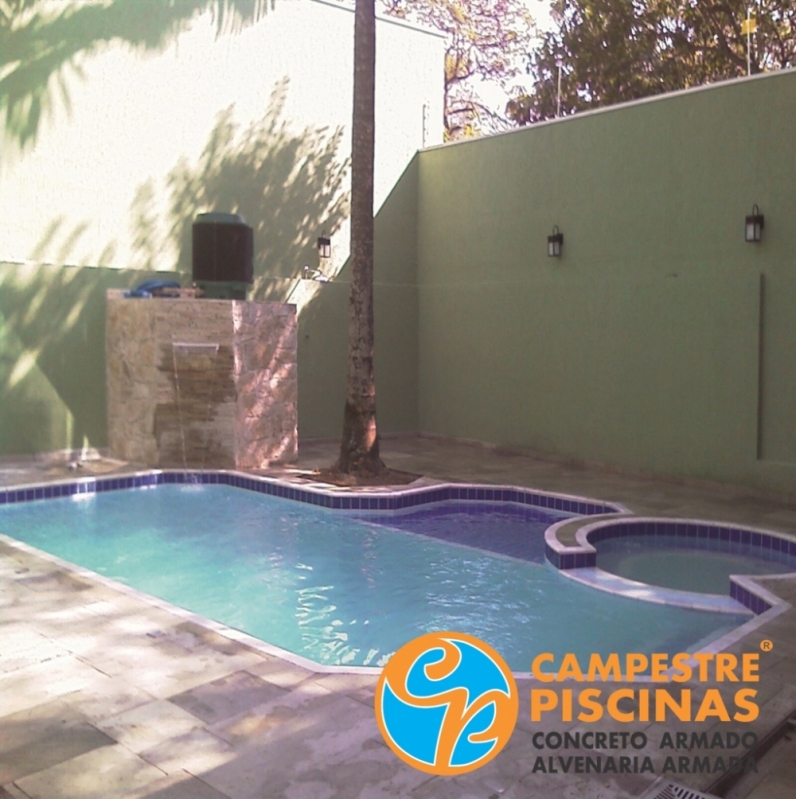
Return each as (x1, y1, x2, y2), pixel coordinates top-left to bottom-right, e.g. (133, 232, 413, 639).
(374, 631, 518, 775)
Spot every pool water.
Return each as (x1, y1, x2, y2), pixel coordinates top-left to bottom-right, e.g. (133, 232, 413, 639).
(0, 485, 750, 670)
(596, 535, 796, 594)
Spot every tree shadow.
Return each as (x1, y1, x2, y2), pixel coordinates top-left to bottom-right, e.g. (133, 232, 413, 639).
(0, 77, 349, 455)
(1, 0, 274, 162)
(130, 78, 350, 302)
(0, 260, 157, 454)
(293, 155, 421, 440)
(13, 215, 119, 276)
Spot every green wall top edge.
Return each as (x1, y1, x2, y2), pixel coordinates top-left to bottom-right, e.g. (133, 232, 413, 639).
(0, 260, 181, 273)
(420, 68, 796, 154)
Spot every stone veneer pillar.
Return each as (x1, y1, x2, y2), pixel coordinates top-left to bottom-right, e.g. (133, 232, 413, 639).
(106, 291, 297, 469)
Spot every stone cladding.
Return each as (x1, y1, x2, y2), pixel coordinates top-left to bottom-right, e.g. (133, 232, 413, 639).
(106, 292, 297, 468)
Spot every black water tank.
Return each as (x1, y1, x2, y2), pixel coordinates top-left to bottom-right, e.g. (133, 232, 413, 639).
(192, 212, 253, 285)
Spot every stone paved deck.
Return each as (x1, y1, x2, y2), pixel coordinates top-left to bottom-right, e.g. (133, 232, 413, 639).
(1, 435, 795, 798)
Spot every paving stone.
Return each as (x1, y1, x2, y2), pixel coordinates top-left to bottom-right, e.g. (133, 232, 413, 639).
(208, 678, 336, 747)
(564, 774, 657, 798)
(168, 670, 288, 724)
(0, 656, 113, 718)
(743, 775, 796, 799)
(84, 642, 264, 699)
(2, 437, 796, 799)
(0, 785, 30, 799)
(345, 683, 379, 708)
(166, 622, 256, 656)
(138, 728, 236, 776)
(245, 656, 316, 689)
(46, 629, 115, 659)
(96, 700, 203, 753)
(724, 761, 771, 799)
(197, 719, 427, 799)
(0, 625, 54, 656)
(445, 726, 553, 794)
(28, 601, 106, 628)
(16, 571, 93, 594)
(409, 778, 485, 799)
(83, 597, 187, 631)
(518, 769, 655, 799)
(297, 699, 380, 763)
(15, 744, 165, 799)
(280, 781, 337, 799)
(2, 586, 88, 623)
(0, 698, 85, 754)
(0, 626, 67, 673)
(309, 672, 379, 698)
(0, 721, 115, 784)
(129, 772, 232, 799)
(58, 677, 156, 722)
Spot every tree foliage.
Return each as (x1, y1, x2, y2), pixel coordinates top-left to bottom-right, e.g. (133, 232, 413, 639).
(507, 0, 796, 125)
(382, 0, 535, 139)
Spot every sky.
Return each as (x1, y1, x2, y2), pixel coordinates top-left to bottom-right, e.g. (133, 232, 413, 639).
(473, 0, 555, 114)
(527, 0, 555, 33)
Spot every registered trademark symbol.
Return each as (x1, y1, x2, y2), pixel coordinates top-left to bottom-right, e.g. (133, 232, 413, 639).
(760, 639, 773, 652)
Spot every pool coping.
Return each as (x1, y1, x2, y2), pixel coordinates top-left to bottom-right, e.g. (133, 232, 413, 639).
(1, 468, 792, 679)
(546, 515, 796, 612)
(0, 531, 360, 676)
(557, 565, 756, 615)
(0, 467, 627, 516)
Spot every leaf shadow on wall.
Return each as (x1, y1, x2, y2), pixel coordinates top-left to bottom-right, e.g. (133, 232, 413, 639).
(0, 0, 275, 163)
(0, 78, 348, 456)
(0, 260, 149, 454)
(130, 78, 350, 303)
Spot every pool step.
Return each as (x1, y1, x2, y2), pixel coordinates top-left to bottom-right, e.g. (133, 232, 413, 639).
(545, 515, 796, 616)
(546, 512, 628, 547)
(557, 564, 754, 614)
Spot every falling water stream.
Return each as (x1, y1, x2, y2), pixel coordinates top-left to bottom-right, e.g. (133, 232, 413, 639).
(170, 341, 220, 479)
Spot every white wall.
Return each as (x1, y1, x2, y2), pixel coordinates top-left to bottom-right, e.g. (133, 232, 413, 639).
(0, 0, 444, 276)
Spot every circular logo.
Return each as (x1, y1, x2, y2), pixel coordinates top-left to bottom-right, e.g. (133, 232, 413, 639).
(375, 631, 518, 775)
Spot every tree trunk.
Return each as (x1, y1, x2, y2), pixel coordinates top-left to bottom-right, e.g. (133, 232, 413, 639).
(336, 0, 384, 476)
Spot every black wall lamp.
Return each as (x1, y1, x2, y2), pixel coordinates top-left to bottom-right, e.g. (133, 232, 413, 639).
(745, 205, 764, 243)
(317, 233, 331, 258)
(547, 225, 563, 257)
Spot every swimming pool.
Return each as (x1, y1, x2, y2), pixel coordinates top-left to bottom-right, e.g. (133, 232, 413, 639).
(595, 534, 796, 594)
(0, 479, 751, 671)
(547, 515, 796, 609)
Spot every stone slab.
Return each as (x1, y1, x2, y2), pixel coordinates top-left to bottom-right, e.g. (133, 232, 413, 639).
(0, 721, 115, 784)
(168, 670, 288, 724)
(106, 296, 297, 469)
(15, 744, 166, 799)
(96, 699, 203, 753)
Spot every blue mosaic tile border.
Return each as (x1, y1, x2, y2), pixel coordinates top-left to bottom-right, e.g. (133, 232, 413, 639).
(0, 472, 160, 503)
(729, 581, 773, 615)
(0, 470, 621, 516)
(548, 518, 796, 615)
(544, 546, 597, 570)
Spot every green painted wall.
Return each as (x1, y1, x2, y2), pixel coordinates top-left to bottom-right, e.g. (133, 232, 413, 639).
(296, 156, 419, 439)
(0, 263, 169, 455)
(3, 71, 794, 500)
(0, 157, 419, 456)
(0, 0, 435, 459)
(415, 70, 796, 495)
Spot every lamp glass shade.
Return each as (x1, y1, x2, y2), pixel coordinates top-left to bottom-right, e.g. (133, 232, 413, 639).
(547, 232, 563, 257)
(317, 236, 332, 258)
(745, 211, 764, 243)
